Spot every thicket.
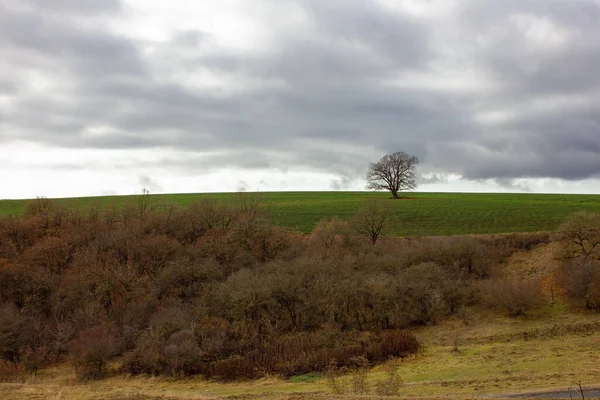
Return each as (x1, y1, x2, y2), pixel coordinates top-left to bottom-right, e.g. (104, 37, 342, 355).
(0, 195, 550, 381)
(554, 212, 600, 310)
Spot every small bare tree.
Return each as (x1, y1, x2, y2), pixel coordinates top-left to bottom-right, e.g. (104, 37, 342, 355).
(353, 201, 389, 245)
(367, 152, 419, 199)
(556, 211, 600, 261)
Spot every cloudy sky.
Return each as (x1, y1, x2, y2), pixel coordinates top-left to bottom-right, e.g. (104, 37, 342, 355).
(1, 0, 600, 199)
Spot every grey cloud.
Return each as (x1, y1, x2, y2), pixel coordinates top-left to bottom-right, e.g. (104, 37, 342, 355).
(0, 79, 17, 94)
(330, 175, 354, 191)
(18, 0, 122, 15)
(300, 0, 430, 68)
(493, 178, 532, 192)
(139, 175, 163, 193)
(0, 7, 145, 77)
(419, 173, 449, 185)
(2, 0, 600, 186)
(171, 30, 210, 48)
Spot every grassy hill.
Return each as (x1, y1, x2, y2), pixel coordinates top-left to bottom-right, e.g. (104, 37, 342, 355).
(2, 192, 600, 399)
(2, 191, 600, 236)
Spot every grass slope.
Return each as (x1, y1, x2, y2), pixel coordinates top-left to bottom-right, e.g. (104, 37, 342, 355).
(2, 191, 600, 236)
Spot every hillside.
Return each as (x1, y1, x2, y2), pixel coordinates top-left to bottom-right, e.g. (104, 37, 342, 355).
(3, 241, 600, 400)
(2, 195, 600, 399)
(2, 191, 600, 236)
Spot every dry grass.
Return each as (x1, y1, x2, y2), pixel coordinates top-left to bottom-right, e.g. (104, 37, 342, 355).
(502, 241, 563, 279)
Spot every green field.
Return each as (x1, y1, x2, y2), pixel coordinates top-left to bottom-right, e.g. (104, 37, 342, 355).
(2, 191, 600, 236)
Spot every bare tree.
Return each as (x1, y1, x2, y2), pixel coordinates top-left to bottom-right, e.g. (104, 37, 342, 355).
(353, 201, 389, 245)
(367, 152, 419, 199)
(556, 211, 600, 260)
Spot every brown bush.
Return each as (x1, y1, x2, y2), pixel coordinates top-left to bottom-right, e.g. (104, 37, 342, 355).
(131, 234, 181, 277)
(0, 199, 511, 381)
(556, 257, 600, 310)
(20, 237, 71, 275)
(368, 331, 421, 360)
(204, 330, 419, 381)
(121, 334, 166, 376)
(555, 212, 600, 260)
(70, 324, 121, 381)
(481, 278, 544, 317)
(0, 359, 27, 382)
(163, 330, 204, 377)
(310, 218, 352, 249)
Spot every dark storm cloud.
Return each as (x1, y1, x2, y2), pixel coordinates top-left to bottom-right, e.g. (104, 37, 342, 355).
(2, 0, 600, 184)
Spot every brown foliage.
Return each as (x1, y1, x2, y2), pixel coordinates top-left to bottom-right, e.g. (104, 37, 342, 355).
(70, 324, 121, 381)
(555, 211, 600, 260)
(556, 257, 600, 310)
(0, 196, 558, 381)
(481, 278, 544, 317)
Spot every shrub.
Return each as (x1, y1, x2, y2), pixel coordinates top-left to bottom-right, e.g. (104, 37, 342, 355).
(556, 257, 600, 310)
(481, 278, 543, 317)
(163, 330, 204, 377)
(374, 360, 403, 396)
(368, 331, 421, 360)
(203, 330, 419, 381)
(121, 334, 165, 376)
(70, 324, 121, 381)
(0, 359, 27, 382)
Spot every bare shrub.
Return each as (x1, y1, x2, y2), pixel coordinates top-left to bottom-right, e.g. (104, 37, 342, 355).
(310, 218, 351, 249)
(203, 330, 419, 381)
(556, 212, 600, 260)
(20, 237, 71, 276)
(396, 263, 472, 325)
(0, 359, 27, 382)
(209, 355, 257, 381)
(482, 278, 543, 317)
(352, 201, 389, 245)
(121, 333, 165, 376)
(397, 236, 498, 278)
(0, 304, 29, 363)
(70, 324, 121, 381)
(148, 306, 191, 341)
(131, 234, 181, 277)
(349, 355, 369, 394)
(368, 331, 421, 360)
(556, 257, 600, 310)
(325, 359, 344, 395)
(496, 232, 551, 251)
(23, 197, 55, 217)
(20, 346, 50, 376)
(163, 330, 204, 377)
(374, 360, 403, 396)
(0, 216, 41, 254)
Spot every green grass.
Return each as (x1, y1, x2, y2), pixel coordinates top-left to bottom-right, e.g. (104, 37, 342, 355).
(3, 191, 600, 236)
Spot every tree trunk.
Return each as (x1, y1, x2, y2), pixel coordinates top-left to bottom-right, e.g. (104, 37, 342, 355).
(391, 190, 399, 199)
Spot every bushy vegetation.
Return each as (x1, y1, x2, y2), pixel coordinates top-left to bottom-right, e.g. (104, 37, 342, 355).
(554, 212, 600, 310)
(0, 195, 555, 382)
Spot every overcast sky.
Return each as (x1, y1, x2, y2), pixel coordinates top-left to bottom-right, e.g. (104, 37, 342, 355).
(1, 0, 600, 199)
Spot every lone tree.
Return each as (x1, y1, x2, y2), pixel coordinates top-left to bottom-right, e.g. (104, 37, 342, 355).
(367, 152, 419, 199)
(352, 200, 389, 245)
